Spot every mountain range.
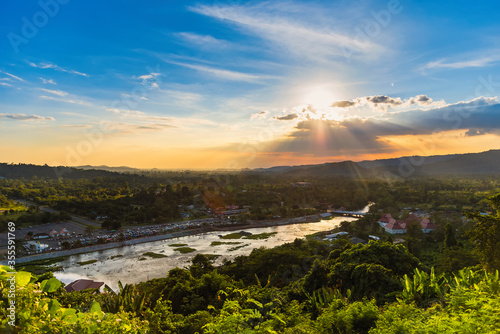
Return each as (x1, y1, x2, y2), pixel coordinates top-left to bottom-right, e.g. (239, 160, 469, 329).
(1, 149, 499, 179)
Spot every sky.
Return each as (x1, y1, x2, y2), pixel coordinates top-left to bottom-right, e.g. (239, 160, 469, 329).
(1, 0, 500, 169)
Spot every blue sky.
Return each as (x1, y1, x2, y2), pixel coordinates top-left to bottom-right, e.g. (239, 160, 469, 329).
(1, 0, 500, 169)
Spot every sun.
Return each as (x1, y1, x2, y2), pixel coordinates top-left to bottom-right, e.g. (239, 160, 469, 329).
(302, 84, 338, 109)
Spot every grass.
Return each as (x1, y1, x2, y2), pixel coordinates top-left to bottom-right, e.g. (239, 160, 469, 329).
(243, 232, 278, 240)
(220, 233, 243, 239)
(169, 243, 188, 247)
(109, 254, 123, 259)
(228, 244, 250, 252)
(77, 259, 98, 266)
(143, 251, 167, 258)
(139, 257, 147, 261)
(210, 241, 242, 246)
(16, 256, 67, 275)
(174, 247, 196, 253)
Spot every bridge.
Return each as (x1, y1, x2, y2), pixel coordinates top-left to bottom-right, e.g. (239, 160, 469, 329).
(330, 210, 367, 218)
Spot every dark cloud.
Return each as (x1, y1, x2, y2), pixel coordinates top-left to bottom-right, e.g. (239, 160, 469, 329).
(258, 98, 500, 157)
(331, 100, 356, 108)
(275, 113, 298, 121)
(331, 94, 434, 110)
(250, 110, 268, 119)
(365, 95, 403, 105)
(0, 113, 54, 121)
(409, 94, 432, 105)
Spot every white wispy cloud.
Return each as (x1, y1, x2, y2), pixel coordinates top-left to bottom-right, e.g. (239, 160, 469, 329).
(0, 82, 12, 87)
(166, 60, 276, 83)
(40, 88, 68, 97)
(174, 32, 234, 49)
(39, 95, 90, 105)
(190, 2, 382, 62)
(29, 61, 89, 77)
(0, 113, 54, 121)
(422, 55, 500, 71)
(40, 77, 56, 84)
(0, 71, 25, 82)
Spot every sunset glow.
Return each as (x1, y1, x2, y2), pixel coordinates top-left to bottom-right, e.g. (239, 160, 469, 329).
(1, 1, 499, 169)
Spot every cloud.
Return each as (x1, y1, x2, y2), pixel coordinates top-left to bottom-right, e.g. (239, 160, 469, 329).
(100, 121, 176, 134)
(366, 95, 403, 105)
(408, 94, 432, 105)
(190, 2, 382, 63)
(39, 95, 89, 105)
(0, 71, 24, 82)
(174, 32, 233, 49)
(60, 124, 92, 128)
(422, 55, 500, 71)
(166, 60, 276, 83)
(275, 113, 298, 121)
(0, 113, 54, 121)
(40, 77, 56, 85)
(254, 96, 500, 157)
(0, 82, 12, 87)
(29, 62, 89, 77)
(331, 100, 356, 108)
(330, 94, 436, 112)
(251, 110, 268, 120)
(40, 88, 68, 97)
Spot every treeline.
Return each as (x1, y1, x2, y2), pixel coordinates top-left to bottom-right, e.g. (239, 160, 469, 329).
(1, 173, 499, 230)
(3, 192, 500, 332)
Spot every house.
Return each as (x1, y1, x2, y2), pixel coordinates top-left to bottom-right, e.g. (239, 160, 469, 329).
(380, 213, 437, 234)
(384, 218, 407, 234)
(59, 228, 70, 237)
(64, 279, 104, 293)
(420, 218, 437, 233)
(33, 233, 50, 239)
(50, 229, 59, 238)
(378, 213, 394, 227)
(25, 241, 49, 252)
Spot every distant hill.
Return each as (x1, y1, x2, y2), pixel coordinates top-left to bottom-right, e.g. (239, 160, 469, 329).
(77, 165, 142, 173)
(357, 153, 459, 168)
(416, 150, 500, 175)
(2, 149, 499, 180)
(0, 163, 132, 179)
(255, 149, 500, 178)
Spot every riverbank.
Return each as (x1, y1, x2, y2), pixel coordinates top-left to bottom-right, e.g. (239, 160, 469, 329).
(1, 213, 333, 265)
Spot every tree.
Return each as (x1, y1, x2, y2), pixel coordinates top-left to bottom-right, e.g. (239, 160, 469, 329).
(444, 223, 457, 248)
(466, 193, 500, 271)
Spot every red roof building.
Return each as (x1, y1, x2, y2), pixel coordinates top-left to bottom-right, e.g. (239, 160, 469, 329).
(64, 279, 104, 292)
(420, 218, 437, 233)
(378, 214, 394, 227)
(384, 218, 407, 234)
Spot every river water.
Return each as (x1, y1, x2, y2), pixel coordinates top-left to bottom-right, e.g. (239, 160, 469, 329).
(54, 211, 367, 290)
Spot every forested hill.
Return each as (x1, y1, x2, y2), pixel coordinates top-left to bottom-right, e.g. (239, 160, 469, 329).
(2, 149, 499, 180)
(256, 149, 500, 177)
(0, 163, 135, 179)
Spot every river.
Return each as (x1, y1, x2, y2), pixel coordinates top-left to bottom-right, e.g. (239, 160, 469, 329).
(54, 207, 370, 290)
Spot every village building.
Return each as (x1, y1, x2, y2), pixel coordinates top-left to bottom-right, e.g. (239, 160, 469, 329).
(64, 279, 104, 293)
(377, 213, 394, 227)
(379, 213, 437, 234)
(33, 232, 50, 239)
(59, 228, 70, 237)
